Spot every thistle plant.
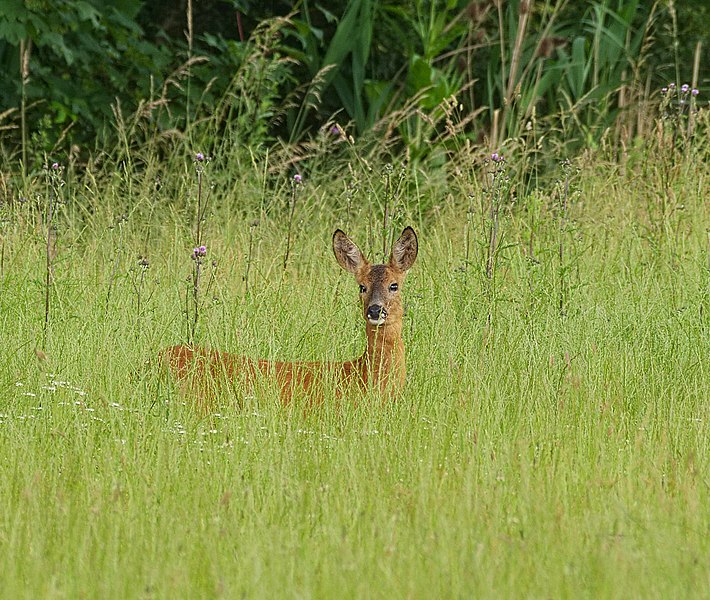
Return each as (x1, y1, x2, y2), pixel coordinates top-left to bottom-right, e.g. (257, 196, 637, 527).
(381, 164, 394, 260)
(659, 82, 700, 149)
(463, 193, 475, 268)
(244, 219, 260, 296)
(187, 152, 211, 342)
(189, 244, 207, 342)
(131, 255, 152, 335)
(105, 213, 128, 311)
(283, 173, 302, 271)
(485, 153, 508, 281)
(557, 159, 576, 317)
(648, 83, 700, 245)
(480, 152, 512, 330)
(380, 163, 406, 262)
(42, 161, 64, 350)
(341, 168, 360, 234)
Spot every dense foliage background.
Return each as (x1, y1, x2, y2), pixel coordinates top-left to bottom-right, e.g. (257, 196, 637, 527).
(0, 4, 708, 598)
(1, 0, 708, 170)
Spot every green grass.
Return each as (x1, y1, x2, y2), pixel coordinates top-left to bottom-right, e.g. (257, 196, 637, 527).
(0, 148, 708, 598)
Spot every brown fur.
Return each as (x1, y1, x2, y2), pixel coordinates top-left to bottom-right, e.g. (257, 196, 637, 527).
(160, 227, 418, 408)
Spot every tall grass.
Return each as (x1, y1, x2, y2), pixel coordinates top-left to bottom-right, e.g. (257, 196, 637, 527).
(0, 112, 708, 597)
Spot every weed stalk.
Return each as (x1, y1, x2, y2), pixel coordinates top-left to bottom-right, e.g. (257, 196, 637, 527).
(382, 164, 393, 260)
(486, 154, 506, 280)
(189, 153, 209, 342)
(245, 219, 259, 296)
(558, 160, 571, 316)
(43, 162, 63, 350)
(131, 256, 150, 335)
(20, 39, 31, 181)
(283, 174, 302, 271)
(105, 214, 128, 311)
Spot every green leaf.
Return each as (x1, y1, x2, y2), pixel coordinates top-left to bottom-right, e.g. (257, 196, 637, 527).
(40, 31, 74, 65)
(74, 1, 100, 25)
(568, 36, 587, 99)
(0, 0, 26, 20)
(407, 55, 433, 92)
(0, 19, 26, 43)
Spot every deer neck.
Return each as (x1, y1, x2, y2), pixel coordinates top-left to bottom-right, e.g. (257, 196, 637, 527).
(358, 321, 405, 389)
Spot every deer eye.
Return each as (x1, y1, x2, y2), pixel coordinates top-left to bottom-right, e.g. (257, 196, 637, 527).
(389, 283, 399, 292)
(359, 284, 367, 294)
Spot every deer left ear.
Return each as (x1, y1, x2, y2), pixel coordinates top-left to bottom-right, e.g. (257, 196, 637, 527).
(389, 227, 418, 271)
(333, 229, 367, 274)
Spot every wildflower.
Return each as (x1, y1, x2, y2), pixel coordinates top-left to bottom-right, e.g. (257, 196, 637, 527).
(198, 245, 206, 256)
(691, 88, 699, 97)
(51, 162, 59, 170)
(661, 87, 668, 95)
(192, 246, 207, 259)
(668, 82, 676, 89)
(491, 153, 505, 163)
(195, 152, 205, 162)
(330, 125, 340, 135)
(293, 174, 302, 184)
(681, 84, 689, 93)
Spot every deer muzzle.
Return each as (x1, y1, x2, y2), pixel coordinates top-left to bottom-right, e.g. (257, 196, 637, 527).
(366, 304, 387, 326)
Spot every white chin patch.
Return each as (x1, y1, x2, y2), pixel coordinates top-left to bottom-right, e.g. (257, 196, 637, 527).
(368, 317, 387, 326)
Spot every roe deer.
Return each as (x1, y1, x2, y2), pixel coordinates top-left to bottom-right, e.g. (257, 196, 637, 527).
(161, 226, 418, 406)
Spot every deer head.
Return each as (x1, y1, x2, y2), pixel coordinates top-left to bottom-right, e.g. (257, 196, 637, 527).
(333, 227, 418, 328)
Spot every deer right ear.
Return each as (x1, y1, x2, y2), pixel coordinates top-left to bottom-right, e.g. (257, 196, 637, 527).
(333, 230, 366, 274)
(390, 226, 418, 271)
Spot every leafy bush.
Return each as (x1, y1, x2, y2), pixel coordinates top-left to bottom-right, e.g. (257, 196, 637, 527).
(0, 0, 707, 172)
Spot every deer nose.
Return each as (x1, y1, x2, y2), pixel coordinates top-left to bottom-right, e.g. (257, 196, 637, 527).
(367, 304, 386, 322)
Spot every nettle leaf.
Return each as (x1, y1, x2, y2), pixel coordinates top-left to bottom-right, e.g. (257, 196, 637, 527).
(309, 25, 325, 44)
(104, 0, 143, 19)
(74, 1, 100, 26)
(0, 19, 26, 44)
(315, 3, 338, 24)
(407, 55, 433, 92)
(364, 78, 393, 123)
(40, 31, 74, 64)
(0, 0, 26, 20)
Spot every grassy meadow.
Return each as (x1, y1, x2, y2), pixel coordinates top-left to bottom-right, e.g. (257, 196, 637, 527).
(0, 135, 708, 599)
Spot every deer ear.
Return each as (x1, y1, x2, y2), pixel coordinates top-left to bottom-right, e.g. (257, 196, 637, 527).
(390, 227, 418, 271)
(333, 230, 367, 274)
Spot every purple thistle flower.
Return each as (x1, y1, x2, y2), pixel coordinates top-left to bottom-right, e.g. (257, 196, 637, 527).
(51, 162, 59, 170)
(198, 245, 207, 256)
(293, 174, 302, 183)
(330, 125, 340, 135)
(669, 82, 676, 89)
(681, 84, 690, 93)
(491, 153, 504, 163)
(195, 152, 205, 162)
(691, 88, 699, 97)
(661, 87, 668, 95)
